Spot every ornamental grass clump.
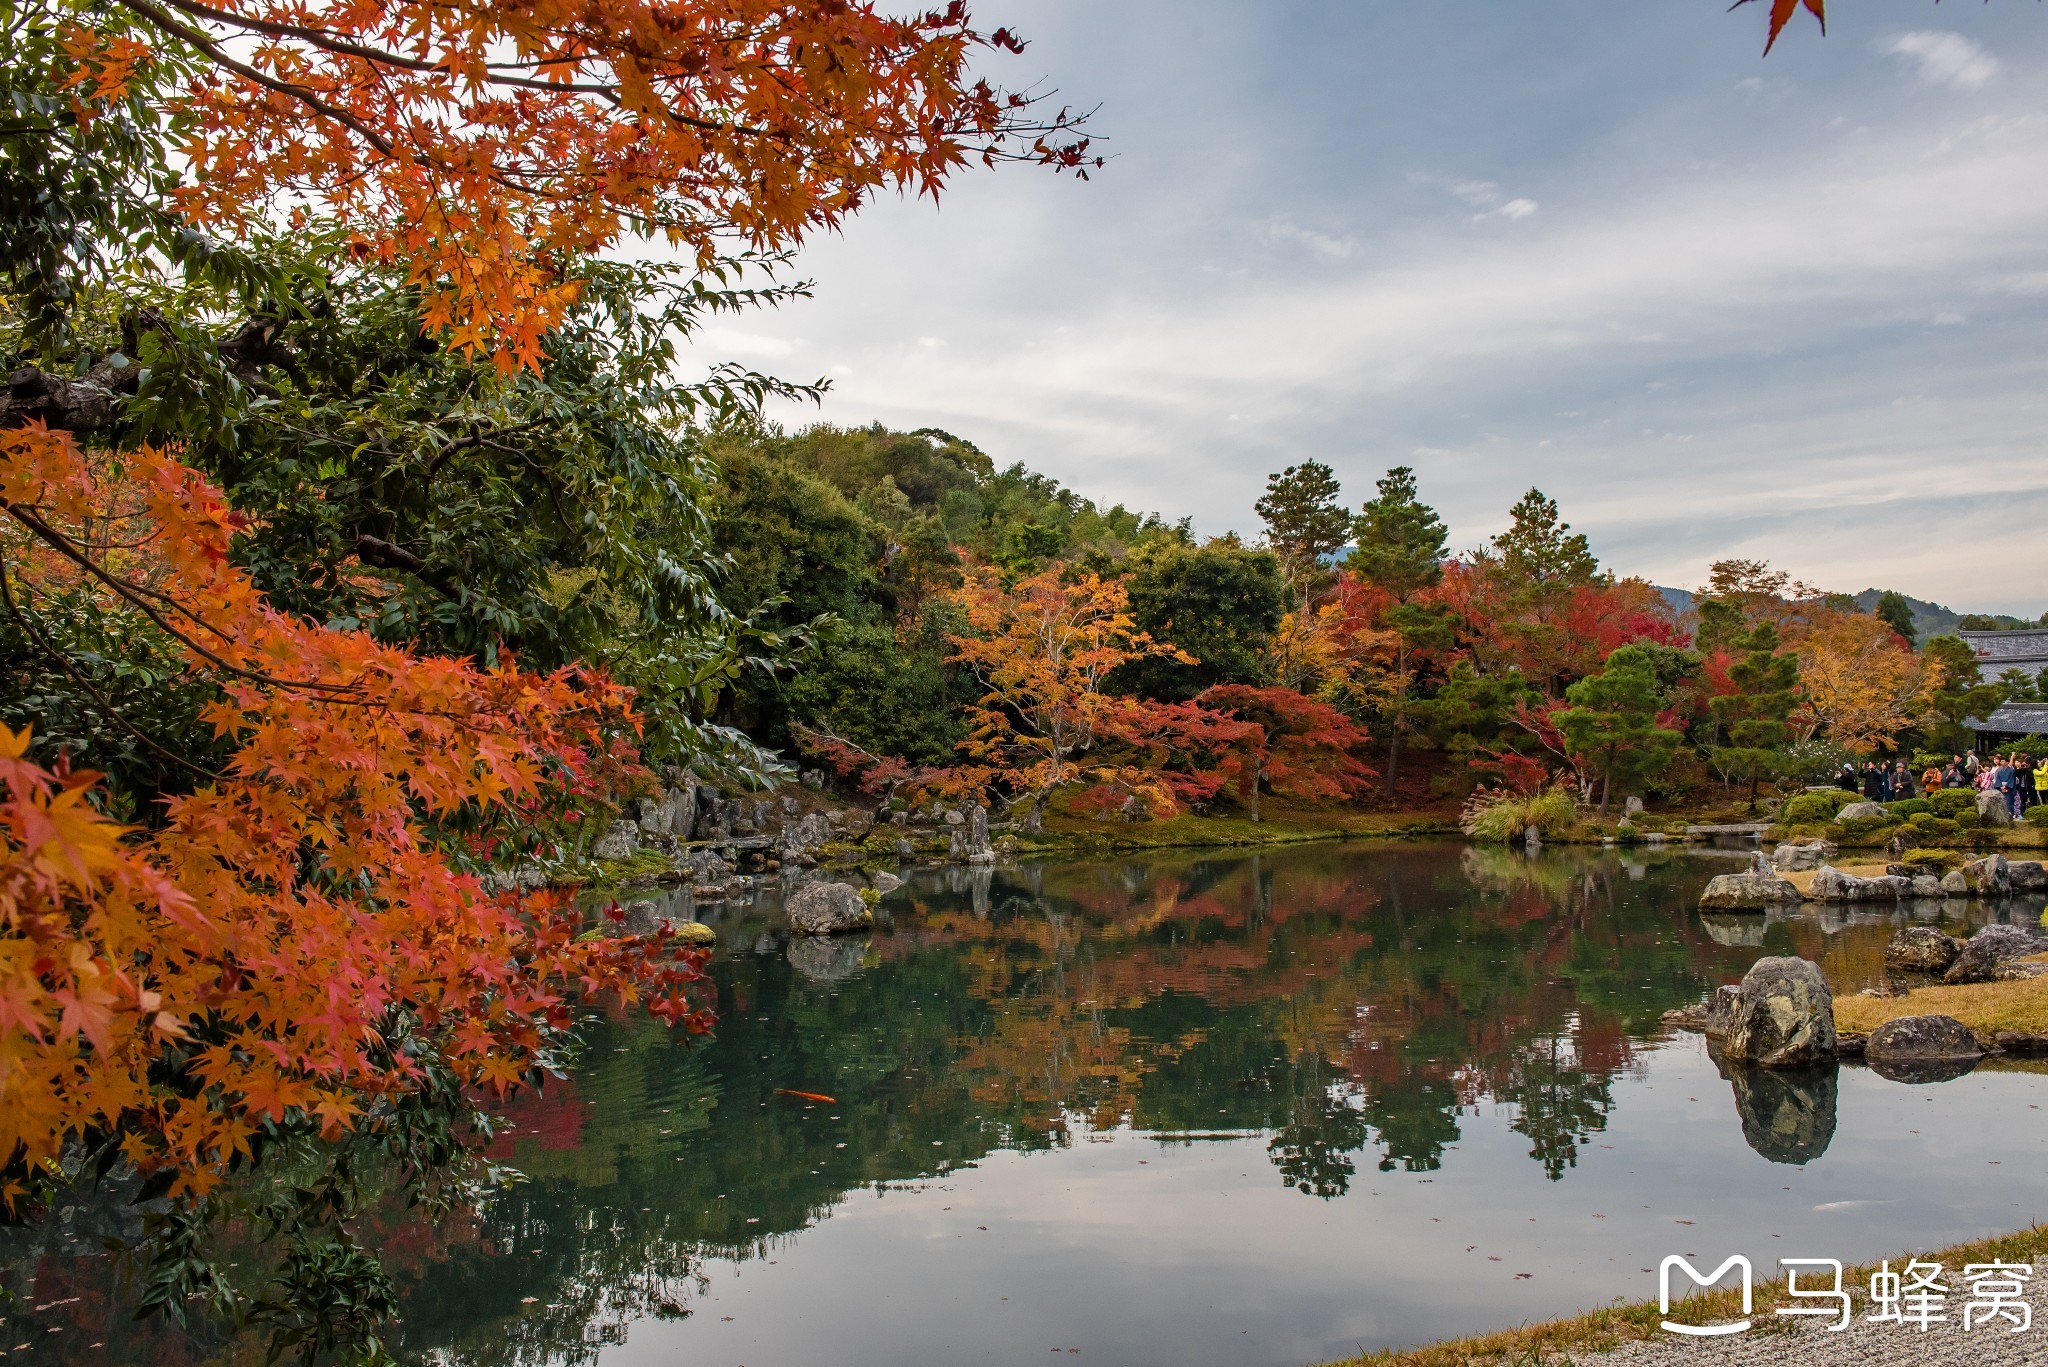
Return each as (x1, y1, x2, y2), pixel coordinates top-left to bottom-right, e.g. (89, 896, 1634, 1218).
(1460, 788, 1577, 843)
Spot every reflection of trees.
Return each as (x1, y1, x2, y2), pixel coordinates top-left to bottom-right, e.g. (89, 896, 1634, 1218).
(1268, 1053, 1371, 1196)
(11, 844, 1912, 1364)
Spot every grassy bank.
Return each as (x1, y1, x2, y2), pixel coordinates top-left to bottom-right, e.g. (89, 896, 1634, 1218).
(1018, 804, 1462, 855)
(1323, 1221, 2048, 1367)
(1837, 958, 2048, 1036)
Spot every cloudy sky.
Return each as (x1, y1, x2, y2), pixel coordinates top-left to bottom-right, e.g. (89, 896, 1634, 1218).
(679, 1, 2048, 615)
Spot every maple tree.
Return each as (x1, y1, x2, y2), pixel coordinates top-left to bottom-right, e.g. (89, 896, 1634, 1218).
(45, 0, 1093, 369)
(1195, 685, 1377, 819)
(946, 565, 1199, 828)
(1793, 611, 1943, 754)
(0, 424, 709, 1353)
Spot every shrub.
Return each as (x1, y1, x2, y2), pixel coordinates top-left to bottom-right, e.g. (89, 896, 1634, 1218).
(1888, 798, 1932, 818)
(1835, 815, 1898, 842)
(1461, 788, 1577, 843)
(2027, 806, 2048, 828)
(1783, 790, 1857, 825)
(1615, 820, 1640, 845)
(1927, 788, 1980, 820)
(1900, 847, 1965, 873)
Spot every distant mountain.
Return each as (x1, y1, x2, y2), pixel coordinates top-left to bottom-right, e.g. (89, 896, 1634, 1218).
(1850, 589, 2030, 639)
(1649, 585, 2027, 641)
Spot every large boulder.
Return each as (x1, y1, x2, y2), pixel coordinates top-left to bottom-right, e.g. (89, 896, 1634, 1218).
(591, 818, 640, 862)
(1772, 839, 1838, 872)
(1807, 865, 1907, 903)
(1960, 854, 2012, 897)
(636, 785, 698, 841)
(1884, 927, 1962, 974)
(1977, 791, 2015, 828)
(1836, 800, 1887, 822)
(785, 880, 874, 936)
(1944, 923, 2040, 984)
(2010, 860, 2048, 892)
(1726, 1064, 1837, 1166)
(1699, 871, 1803, 910)
(1722, 957, 1837, 1068)
(1939, 869, 1970, 897)
(1910, 875, 1946, 899)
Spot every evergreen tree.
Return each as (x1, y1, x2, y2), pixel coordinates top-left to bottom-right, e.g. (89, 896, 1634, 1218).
(1875, 590, 1917, 647)
(1493, 488, 1599, 588)
(1348, 466, 1450, 793)
(1708, 622, 1800, 809)
(1255, 461, 1352, 607)
(1553, 646, 1684, 814)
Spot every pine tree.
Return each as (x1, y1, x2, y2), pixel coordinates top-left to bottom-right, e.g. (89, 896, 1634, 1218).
(1709, 621, 1800, 809)
(1553, 646, 1683, 814)
(1493, 488, 1598, 588)
(1255, 461, 1352, 607)
(1348, 466, 1449, 793)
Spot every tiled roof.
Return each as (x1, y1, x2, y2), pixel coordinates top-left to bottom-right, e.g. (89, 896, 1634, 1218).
(1960, 629, 2048, 666)
(1967, 702, 2048, 735)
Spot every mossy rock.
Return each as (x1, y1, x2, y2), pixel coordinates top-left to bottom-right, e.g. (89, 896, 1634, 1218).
(1899, 847, 1966, 873)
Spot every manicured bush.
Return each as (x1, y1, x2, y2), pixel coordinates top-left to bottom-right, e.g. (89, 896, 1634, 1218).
(1926, 788, 1980, 820)
(1783, 790, 1857, 825)
(1835, 814, 1898, 843)
(1888, 798, 1932, 818)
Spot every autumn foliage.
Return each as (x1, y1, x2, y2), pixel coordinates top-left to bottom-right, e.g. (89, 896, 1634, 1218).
(61, 0, 1093, 366)
(0, 423, 709, 1210)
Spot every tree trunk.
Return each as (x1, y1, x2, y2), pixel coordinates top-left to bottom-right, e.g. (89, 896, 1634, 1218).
(1383, 640, 1406, 796)
(1599, 766, 1611, 815)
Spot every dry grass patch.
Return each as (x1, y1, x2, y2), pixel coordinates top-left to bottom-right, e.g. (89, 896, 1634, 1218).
(1325, 1223, 2048, 1367)
(1835, 972, 2048, 1036)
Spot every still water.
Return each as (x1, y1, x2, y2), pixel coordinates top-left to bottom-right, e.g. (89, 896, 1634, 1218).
(9, 842, 2048, 1366)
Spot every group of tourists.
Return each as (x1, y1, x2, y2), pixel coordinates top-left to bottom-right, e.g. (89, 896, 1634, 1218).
(1834, 750, 2048, 819)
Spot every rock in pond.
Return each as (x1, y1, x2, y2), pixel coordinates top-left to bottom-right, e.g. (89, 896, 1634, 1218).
(1836, 801, 1888, 822)
(2011, 860, 2048, 892)
(1721, 956, 1837, 1068)
(1884, 927, 1962, 974)
(1960, 854, 2012, 897)
(785, 880, 875, 936)
(672, 920, 717, 947)
(1910, 875, 1946, 898)
(1699, 871, 1802, 910)
(1807, 865, 1909, 903)
(1772, 839, 1837, 872)
(1944, 923, 2039, 984)
(1705, 983, 1742, 1040)
(870, 871, 904, 894)
(1865, 1014, 1983, 1062)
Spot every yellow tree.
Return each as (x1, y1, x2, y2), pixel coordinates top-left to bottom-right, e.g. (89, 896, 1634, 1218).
(1794, 612, 1945, 754)
(947, 566, 1191, 830)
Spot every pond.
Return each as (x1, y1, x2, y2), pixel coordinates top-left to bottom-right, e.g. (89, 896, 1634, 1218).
(8, 841, 2048, 1366)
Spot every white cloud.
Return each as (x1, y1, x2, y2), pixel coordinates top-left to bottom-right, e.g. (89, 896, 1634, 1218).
(692, 328, 797, 358)
(1882, 31, 2000, 90)
(1264, 218, 1357, 261)
(1494, 198, 1540, 221)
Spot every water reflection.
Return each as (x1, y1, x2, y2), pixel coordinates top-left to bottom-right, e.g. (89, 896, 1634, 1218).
(8, 842, 2048, 1367)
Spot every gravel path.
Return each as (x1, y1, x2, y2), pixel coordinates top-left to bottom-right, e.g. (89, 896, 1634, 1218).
(1563, 1256, 2048, 1366)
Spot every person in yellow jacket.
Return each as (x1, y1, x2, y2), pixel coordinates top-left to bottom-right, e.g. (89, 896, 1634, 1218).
(2034, 759, 2048, 810)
